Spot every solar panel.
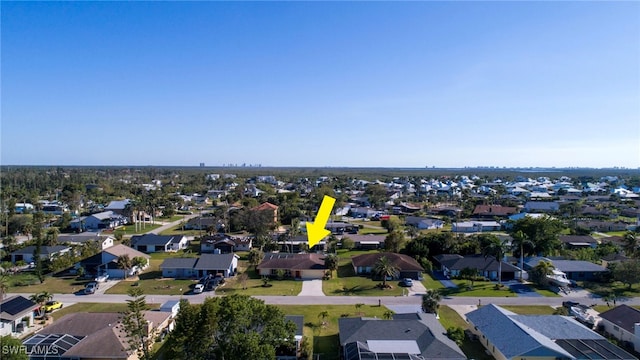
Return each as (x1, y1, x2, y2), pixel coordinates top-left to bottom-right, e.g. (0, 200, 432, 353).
(1, 296, 36, 316)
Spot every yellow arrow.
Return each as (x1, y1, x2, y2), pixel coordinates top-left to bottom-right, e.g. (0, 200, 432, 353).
(306, 195, 336, 248)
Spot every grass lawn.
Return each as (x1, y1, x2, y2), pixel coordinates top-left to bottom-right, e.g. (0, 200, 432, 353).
(438, 306, 493, 360)
(51, 302, 162, 321)
(215, 268, 303, 296)
(422, 273, 446, 290)
(531, 284, 562, 297)
(7, 273, 95, 294)
(276, 304, 391, 360)
(440, 280, 516, 297)
(105, 276, 197, 295)
(358, 227, 388, 235)
(115, 224, 163, 235)
(158, 215, 185, 222)
(158, 224, 203, 236)
(580, 280, 640, 298)
(500, 305, 556, 315)
(323, 252, 403, 296)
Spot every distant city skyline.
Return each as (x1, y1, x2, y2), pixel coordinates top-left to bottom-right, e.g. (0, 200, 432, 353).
(2, 1, 639, 168)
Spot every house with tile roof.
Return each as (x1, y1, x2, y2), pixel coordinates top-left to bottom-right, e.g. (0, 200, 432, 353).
(434, 254, 522, 281)
(251, 202, 279, 224)
(338, 312, 466, 360)
(466, 304, 637, 360)
(257, 253, 326, 279)
(598, 305, 640, 351)
(351, 252, 424, 280)
(0, 295, 38, 337)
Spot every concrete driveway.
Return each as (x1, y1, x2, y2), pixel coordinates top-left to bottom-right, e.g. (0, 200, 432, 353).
(298, 279, 324, 296)
(509, 283, 543, 297)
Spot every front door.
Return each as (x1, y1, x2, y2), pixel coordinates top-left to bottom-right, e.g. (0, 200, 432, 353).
(295, 271, 301, 279)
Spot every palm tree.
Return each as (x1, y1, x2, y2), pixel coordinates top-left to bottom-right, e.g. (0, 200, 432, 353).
(623, 231, 638, 258)
(324, 254, 339, 278)
(0, 274, 9, 300)
(373, 256, 399, 288)
(383, 310, 394, 320)
(531, 260, 555, 286)
(482, 236, 510, 285)
(117, 255, 133, 279)
(511, 230, 534, 282)
(421, 289, 442, 314)
(30, 291, 53, 317)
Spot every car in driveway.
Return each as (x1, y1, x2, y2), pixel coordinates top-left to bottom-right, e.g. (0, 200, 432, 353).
(400, 278, 414, 287)
(43, 301, 63, 312)
(193, 284, 204, 294)
(84, 282, 99, 294)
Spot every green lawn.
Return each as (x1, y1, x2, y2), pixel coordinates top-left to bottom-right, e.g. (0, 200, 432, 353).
(276, 304, 391, 360)
(532, 284, 562, 297)
(115, 224, 163, 235)
(501, 305, 556, 315)
(105, 276, 197, 295)
(215, 268, 303, 296)
(51, 302, 162, 320)
(323, 251, 403, 296)
(358, 227, 388, 235)
(438, 306, 493, 360)
(580, 280, 640, 298)
(422, 273, 446, 290)
(7, 273, 94, 294)
(158, 224, 202, 236)
(439, 280, 516, 297)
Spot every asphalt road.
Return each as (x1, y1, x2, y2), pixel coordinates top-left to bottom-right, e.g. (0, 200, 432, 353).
(8, 292, 640, 308)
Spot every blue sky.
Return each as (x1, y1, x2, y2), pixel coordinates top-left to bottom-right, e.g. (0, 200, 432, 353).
(2, 1, 639, 168)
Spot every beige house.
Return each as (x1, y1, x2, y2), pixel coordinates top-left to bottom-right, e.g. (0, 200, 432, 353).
(257, 253, 326, 279)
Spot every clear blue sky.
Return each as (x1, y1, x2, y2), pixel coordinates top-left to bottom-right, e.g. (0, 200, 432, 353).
(2, 1, 639, 168)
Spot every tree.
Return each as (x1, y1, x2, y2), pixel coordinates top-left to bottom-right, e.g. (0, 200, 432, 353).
(372, 256, 399, 288)
(459, 267, 477, 287)
(383, 310, 394, 320)
(164, 295, 296, 360)
(324, 254, 339, 278)
(511, 230, 534, 282)
(318, 311, 329, 326)
(44, 228, 59, 246)
(482, 235, 510, 285)
(613, 259, 640, 290)
(509, 216, 564, 256)
(33, 237, 45, 283)
(623, 231, 638, 258)
(29, 291, 53, 317)
(0, 335, 28, 360)
(341, 236, 355, 250)
(0, 274, 9, 300)
(446, 327, 465, 346)
(238, 272, 249, 290)
(421, 289, 442, 314)
(121, 288, 152, 360)
(117, 254, 133, 279)
(248, 248, 264, 270)
(384, 230, 405, 253)
(529, 260, 555, 286)
(132, 256, 148, 274)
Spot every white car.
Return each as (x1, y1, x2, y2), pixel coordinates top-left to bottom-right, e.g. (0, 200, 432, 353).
(193, 284, 204, 294)
(95, 274, 109, 282)
(84, 282, 99, 295)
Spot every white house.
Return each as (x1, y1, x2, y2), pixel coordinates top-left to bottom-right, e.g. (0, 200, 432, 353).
(598, 305, 640, 351)
(77, 244, 150, 279)
(0, 296, 38, 337)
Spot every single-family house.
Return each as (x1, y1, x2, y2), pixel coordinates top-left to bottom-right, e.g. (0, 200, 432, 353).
(25, 311, 173, 360)
(559, 235, 598, 249)
(77, 244, 150, 279)
(472, 205, 518, 218)
(349, 207, 377, 219)
(452, 221, 502, 233)
(405, 216, 445, 230)
(434, 254, 522, 281)
(338, 313, 466, 360)
(275, 235, 326, 252)
(70, 211, 128, 231)
(201, 234, 252, 253)
(58, 232, 114, 250)
(278, 315, 304, 360)
(524, 257, 608, 282)
(524, 201, 560, 213)
(466, 304, 636, 360)
(104, 199, 131, 216)
(342, 234, 385, 250)
(183, 216, 220, 231)
(598, 305, 640, 351)
(251, 202, 279, 225)
(257, 253, 326, 280)
(160, 253, 238, 278)
(10, 245, 72, 264)
(14, 202, 35, 213)
(575, 220, 629, 232)
(0, 295, 39, 337)
(351, 252, 424, 280)
(130, 234, 188, 253)
(324, 222, 359, 235)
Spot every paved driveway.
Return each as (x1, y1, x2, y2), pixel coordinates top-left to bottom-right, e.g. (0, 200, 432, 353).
(298, 279, 325, 296)
(432, 271, 458, 288)
(509, 283, 543, 297)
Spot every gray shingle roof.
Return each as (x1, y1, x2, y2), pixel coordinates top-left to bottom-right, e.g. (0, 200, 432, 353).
(435, 254, 521, 272)
(599, 305, 640, 333)
(160, 258, 198, 269)
(339, 313, 466, 360)
(525, 257, 607, 272)
(130, 234, 182, 246)
(193, 253, 235, 270)
(11, 245, 70, 255)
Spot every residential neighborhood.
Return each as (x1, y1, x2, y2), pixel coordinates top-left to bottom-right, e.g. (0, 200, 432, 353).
(1, 166, 639, 359)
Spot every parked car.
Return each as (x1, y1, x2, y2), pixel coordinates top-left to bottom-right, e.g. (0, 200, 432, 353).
(43, 301, 63, 312)
(401, 278, 414, 287)
(193, 284, 204, 294)
(85, 282, 99, 294)
(95, 273, 109, 282)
